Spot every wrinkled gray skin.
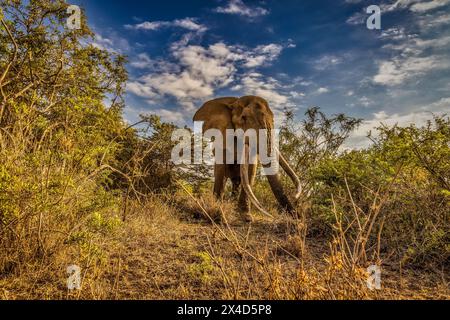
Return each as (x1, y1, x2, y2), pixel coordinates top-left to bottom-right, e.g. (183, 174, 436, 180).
(193, 96, 301, 221)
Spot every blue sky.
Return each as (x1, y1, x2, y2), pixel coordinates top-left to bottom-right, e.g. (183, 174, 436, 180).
(73, 0, 450, 147)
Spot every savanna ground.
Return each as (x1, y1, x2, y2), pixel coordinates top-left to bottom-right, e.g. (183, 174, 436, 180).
(0, 1, 449, 300)
(1, 194, 449, 300)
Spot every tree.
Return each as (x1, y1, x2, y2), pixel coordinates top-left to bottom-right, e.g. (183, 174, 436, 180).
(0, 0, 129, 271)
(0, 0, 127, 126)
(279, 107, 362, 194)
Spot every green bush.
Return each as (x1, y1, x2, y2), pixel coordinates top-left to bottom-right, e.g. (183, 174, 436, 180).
(310, 117, 450, 266)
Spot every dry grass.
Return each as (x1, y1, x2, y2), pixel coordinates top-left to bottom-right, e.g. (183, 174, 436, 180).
(2, 192, 448, 300)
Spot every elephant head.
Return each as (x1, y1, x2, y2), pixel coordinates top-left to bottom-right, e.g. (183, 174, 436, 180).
(193, 96, 302, 216)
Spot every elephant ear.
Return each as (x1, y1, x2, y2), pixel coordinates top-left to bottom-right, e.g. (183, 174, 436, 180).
(193, 97, 238, 133)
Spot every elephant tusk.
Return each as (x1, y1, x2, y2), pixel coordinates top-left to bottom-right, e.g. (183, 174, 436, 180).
(241, 144, 273, 218)
(275, 147, 302, 200)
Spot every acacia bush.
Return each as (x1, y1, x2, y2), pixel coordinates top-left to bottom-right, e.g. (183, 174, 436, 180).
(0, 0, 206, 280)
(0, 0, 130, 277)
(310, 117, 450, 267)
(253, 107, 448, 268)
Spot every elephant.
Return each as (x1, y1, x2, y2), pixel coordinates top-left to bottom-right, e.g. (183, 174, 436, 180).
(193, 96, 302, 222)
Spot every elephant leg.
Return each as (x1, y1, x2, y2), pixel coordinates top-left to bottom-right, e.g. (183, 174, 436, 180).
(227, 164, 241, 199)
(266, 173, 295, 215)
(231, 177, 241, 199)
(238, 163, 257, 222)
(214, 164, 226, 201)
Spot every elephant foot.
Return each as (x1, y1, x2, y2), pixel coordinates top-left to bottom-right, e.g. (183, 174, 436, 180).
(239, 210, 253, 223)
(238, 200, 253, 222)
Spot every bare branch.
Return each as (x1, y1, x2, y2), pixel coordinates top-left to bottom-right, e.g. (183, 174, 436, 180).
(0, 18, 19, 87)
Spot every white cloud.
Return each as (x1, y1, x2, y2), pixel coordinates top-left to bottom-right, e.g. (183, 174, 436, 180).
(233, 72, 289, 106)
(136, 72, 213, 100)
(388, 0, 421, 11)
(382, 35, 450, 52)
(359, 96, 374, 107)
(387, 0, 450, 12)
(419, 96, 450, 112)
(419, 13, 450, 29)
(348, 0, 450, 26)
(122, 105, 187, 126)
(374, 16, 450, 87)
(127, 40, 288, 111)
(215, 0, 269, 18)
(410, 0, 450, 12)
(316, 87, 330, 94)
(290, 91, 306, 98)
(152, 108, 187, 124)
(313, 55, 343, 70)
(414, 35, 450, 48)
(379, 27, 409, 41)
(130, 53, 153, 69)
(346, 11, 366, 25)
(172, 45, 238, 90)
(373, 55, 448, 85)
(242, 44, 284, 68)
(127, 81, 158, 98)
(298, 79, 313, 87)
(172, 18, 207, 31)
(125, 21, 163, 31)
(92, 34, 113, 50)
(92, 33, 130, 53)
(125, 18, 207, 32)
